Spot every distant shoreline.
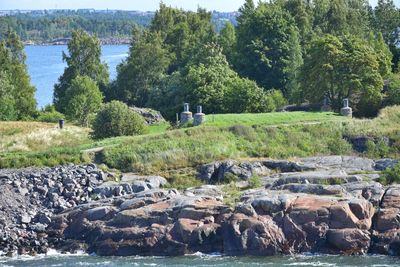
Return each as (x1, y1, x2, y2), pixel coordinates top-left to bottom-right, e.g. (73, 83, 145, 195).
(23, 37, 131, 46)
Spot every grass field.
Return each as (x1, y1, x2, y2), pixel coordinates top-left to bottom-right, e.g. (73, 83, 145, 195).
(0, 108, 399, 171)
(0, 121, 90, 153)
(203, 112, 348, 127)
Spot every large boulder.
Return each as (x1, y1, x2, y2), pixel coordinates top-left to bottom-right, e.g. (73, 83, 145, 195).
(326, 229, 370, 254)
(223, 213, 286, 256)
(198, 160, 270, 182)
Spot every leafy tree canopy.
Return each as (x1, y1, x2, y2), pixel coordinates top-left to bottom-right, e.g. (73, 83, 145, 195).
(300, 34, 387, 116)
(54, 30, 109, 113)
(64, 75, 104, 126)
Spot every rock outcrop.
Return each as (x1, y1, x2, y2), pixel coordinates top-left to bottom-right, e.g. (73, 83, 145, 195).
(129, 107, 165, 125)
(1, 155, 400, 257)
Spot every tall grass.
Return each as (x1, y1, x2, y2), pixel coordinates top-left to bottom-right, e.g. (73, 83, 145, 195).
(1, 108, 399, 171)
(203, 112, 347, 127)
(0, 121, 90, 153)
(101, 122, 352, 173)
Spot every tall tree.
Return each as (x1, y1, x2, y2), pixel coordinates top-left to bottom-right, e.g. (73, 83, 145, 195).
(217, 21, 236, 65)
(235, 2, 303, 96)
(373, 0, 400, 69)
(53, 30, 109, 113)
(312, 0, 371, 37)
(112, 30, 170, 107)
(279, 0, 314, 47)
(0, 71, 17, 121)
(149, 3, 216, 73)
(64, 75, 103, 126)
(300, 34, 386, 116)
(0, 32, 36, 119)
(148, 43, 276, 120)
(367, 32, 392, 77)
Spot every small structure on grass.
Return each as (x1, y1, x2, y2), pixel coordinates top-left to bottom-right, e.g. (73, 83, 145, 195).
(180, 103, 193, 124)
(194, 105, 206, 126)
(340, 98, 352, 117)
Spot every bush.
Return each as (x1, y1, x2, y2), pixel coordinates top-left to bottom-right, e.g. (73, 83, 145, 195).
(249, 174, 262, 188)
(37, 110, 65, 123)
(378, 163, 400, 185)
(384, 73, 400, 106)
(92, 100, 147, 139)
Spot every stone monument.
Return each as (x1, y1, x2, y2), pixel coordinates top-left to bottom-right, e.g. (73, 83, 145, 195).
(340, 98, 352, 117)
(194, 105, 206, 126)
(180, 103, 193, 124)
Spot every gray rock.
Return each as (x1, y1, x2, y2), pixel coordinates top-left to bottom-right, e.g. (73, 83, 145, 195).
(129, 106, 166, 125)
(198, 160, 270, 182)
(20, 214, 31, 224)
(375, 159, 398, 171)
(87, 206, 115, 221)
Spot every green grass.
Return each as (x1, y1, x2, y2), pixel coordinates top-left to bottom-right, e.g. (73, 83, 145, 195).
(203, 112, 348, 127)
(147, 122, 171, 135)
(1, 108, 399, 172)
(100, 122, 353, 173)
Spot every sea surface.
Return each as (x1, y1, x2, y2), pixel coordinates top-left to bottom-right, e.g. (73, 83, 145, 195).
(24, 45, 129, 108)
(1, 252, 400, 267)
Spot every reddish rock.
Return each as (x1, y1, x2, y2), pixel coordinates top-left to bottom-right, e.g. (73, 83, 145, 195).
(223, 213, 286, 256)
(326, 228, 370, 254)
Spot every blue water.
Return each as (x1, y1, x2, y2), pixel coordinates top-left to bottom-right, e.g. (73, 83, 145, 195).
(1, 253, 400, 267)
(24, 45, 129, 108)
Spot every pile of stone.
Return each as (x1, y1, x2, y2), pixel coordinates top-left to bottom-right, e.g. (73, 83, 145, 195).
(0, 165, 167, 256)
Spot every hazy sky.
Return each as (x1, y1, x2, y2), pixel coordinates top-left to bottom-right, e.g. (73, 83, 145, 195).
(0, 0, 399, 12)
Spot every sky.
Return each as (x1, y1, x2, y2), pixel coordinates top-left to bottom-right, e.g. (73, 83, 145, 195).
(0, 0, 399, 12)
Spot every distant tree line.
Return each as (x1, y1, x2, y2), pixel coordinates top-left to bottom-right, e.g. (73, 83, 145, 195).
(0, 10, 237, 42)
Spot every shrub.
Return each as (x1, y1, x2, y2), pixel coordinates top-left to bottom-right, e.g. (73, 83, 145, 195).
(378, 163, 400, 185)
(268, 90, 287, 110)
(223, 172, 239, 184)
(37, 110, 65, 123)
(249, 174, 262, 188)
(92, 100, 147, 139)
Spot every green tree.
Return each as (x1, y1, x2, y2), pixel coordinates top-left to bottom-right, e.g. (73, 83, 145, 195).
(279, 0, 314, 47)
(0, 71, 17, 121)
(384, 72, 400, 106)
(0, 32, 36, 119)
(312, 0, 370, 37)
(92, 100, 146, 139)
(367, 32, 392, 77)
(64, 75, 103, 126)
(373, 0, 400, 70)
(54, 30, 109, 113)
(150, 3, 216, 73)
(235, 1, 303, 96)
(300, 34, 385, 116)
(373, 0, 400, 47)
(218, 21, 236, 64)
(112, 30, 170, 106)
(148, 43, 281, 120)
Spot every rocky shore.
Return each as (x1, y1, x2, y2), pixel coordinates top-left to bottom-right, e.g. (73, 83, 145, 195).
(1, 156, 400, 257)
